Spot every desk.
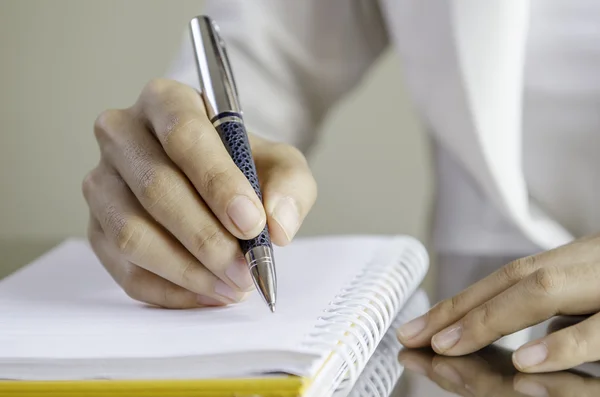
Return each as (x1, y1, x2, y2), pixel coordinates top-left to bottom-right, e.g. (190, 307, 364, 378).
(360, 343, 600, 397)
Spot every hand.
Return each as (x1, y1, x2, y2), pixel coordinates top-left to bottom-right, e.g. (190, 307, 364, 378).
(399, 346, 600, 397)
(82, 79, 317, 309)
(397, 234, 600, 372)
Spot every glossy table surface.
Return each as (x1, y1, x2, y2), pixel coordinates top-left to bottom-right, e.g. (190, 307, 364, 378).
(358, 343, 600, 397)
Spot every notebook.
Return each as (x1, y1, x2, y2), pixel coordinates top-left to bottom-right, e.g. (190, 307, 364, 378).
(335, 288, 430, 397)
(0, 234, 429, 397)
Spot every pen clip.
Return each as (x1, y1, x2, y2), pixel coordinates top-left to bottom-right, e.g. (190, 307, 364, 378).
(212, 22, 241, 110)
(189, 15, 242, 120)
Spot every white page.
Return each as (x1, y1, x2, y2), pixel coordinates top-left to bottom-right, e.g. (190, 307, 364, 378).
(0, 235, 394, 360)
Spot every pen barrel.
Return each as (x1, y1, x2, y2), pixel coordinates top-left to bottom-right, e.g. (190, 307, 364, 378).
(213, 113, 272, 253)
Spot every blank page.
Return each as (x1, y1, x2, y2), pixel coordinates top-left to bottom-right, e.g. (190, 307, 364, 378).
(0, 236, 393, 361)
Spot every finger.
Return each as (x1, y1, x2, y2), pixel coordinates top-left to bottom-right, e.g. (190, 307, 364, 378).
(397, 236, 600, 348)
(252, 137, 317, 246)
(514, 372, 593, 397)
(87, 216, 224, 309)
(397, 254, 543, 347)
(82, 165, 246, 304)
(430, 262, 600, 356)
(137, 78, 266, 239)
(93, 110, 254, 292)
(512, 312, 600, 373)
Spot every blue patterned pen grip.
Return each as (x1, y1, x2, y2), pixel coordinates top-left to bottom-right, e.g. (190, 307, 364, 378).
(214, 117, 272, 253)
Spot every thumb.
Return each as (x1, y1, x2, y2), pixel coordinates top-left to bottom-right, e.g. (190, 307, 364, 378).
(252, 138, 317, 246)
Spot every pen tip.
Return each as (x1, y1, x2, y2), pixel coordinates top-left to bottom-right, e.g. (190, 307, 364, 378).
(269, 303, 276, 313)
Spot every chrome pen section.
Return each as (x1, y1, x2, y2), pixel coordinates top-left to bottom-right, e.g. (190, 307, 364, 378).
(189, 15, 241, 120)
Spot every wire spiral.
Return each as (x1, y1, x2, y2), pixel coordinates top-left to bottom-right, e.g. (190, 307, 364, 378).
(345, 289, 431, 397)
(300, 236, 428, 394)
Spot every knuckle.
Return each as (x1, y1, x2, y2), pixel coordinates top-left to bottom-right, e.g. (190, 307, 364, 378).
(561, 325, 588, 359)
(469, 303, 494, 331)
(532, 267, 566, 296)
(137, 166, 170, 204)
(93, 109, 125, 144)
(179, 261, 197, 285)
(110, 213, 144, 256)
(202, 164, 234, 197)
(448, 294, 462, 313)
(459, 308, 495, 344)
(193, 226, 229, 260)
(162, 115, 209, 155)
(430, 294, 463, 322)
(500, 256, 537, 284)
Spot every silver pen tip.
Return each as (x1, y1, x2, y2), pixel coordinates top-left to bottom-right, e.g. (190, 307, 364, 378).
(245, 246, 277, 313)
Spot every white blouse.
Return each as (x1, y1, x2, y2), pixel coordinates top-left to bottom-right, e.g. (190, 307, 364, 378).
(166, 0, 600, 257)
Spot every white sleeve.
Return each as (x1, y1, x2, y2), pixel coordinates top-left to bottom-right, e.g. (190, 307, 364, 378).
(164, 0, 389, 153)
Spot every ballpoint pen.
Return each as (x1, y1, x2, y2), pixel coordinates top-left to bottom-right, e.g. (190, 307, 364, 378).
(189, 15, 277, 313)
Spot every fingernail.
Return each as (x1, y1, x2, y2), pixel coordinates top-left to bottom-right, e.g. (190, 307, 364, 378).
(225, 258, 254, 291)
(401, 358, 427, 375)
(434, 362, 463, 386)
(214, 280, 240, 303)
(514, 344, 548, 369)
(228, 195, 263, 234)
(514, 379, 549, 397)
(432, 325, 462, 352)
(197, 295, 225, 306)
(397, 315, 427, 340)
(272, 197, 300, 241)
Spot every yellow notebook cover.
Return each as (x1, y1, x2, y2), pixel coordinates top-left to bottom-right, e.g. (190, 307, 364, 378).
(0, 377, 307, 397)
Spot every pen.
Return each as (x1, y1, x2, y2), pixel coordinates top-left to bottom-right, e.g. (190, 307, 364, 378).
(189, 15, 277, 313)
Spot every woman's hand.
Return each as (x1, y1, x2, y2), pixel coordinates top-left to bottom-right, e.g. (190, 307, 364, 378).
(397, 234, 600, 373)
(82, 79, 317, 309)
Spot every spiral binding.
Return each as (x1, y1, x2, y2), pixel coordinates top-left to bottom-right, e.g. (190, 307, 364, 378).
(344, 289, 431, 397)
(347, 336, 403, 397)
(300, 236, 428, 395)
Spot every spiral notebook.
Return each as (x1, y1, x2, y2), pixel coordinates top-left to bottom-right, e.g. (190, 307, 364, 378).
(337, 289, 429, 397)
(0, 234, 429, 397)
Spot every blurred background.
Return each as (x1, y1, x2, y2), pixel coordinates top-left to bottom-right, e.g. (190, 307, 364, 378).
(0, 1, 433, 287)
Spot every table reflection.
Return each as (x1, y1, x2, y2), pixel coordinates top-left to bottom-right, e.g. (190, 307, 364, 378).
(341, 311, 600, 397)
(399, 344, 600, 397)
